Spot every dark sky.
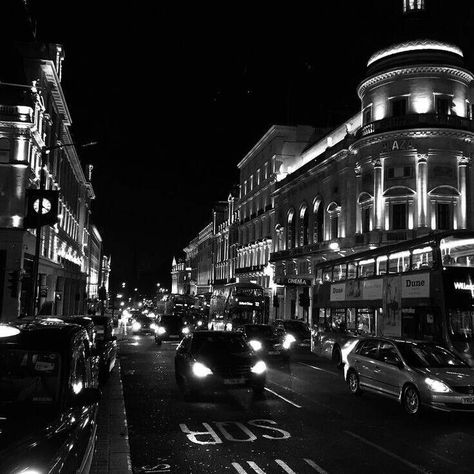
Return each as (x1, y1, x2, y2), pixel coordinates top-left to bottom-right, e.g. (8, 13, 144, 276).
(16, 0, 474, 293)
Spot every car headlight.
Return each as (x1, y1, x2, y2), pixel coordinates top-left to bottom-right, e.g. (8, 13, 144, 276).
(192, 361, 213, 377)
(197, 320, 203, 326)
(182, 326, 190, 335)
(156, 326, 166, 335)
(150, 323, 157, 331)
(251, 360, 267, 375)
(132, 322, 141, 331)
(283, 334, 296, 349)
(425, 377, 452, 393)
(249, 339, 262, 351)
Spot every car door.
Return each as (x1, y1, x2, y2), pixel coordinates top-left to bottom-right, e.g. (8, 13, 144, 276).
(373, 341, 403, 398)
(353, 339, 380, 390)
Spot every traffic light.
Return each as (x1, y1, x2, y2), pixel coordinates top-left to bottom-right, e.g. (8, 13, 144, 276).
(298, 293, 310, 308)
(7, 270, 20, 298)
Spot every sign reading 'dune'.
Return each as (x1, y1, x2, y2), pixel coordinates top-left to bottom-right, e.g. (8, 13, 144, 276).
(330, 283, 346, 301)
(401, 273, 430, 298)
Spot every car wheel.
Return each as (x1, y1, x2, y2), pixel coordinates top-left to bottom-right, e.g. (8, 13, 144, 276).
(332, 346, 343, 369)
(402, 384, 422, 416)
(347, 370, 362, 396)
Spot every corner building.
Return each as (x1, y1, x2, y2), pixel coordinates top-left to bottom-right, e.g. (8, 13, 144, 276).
(271, 40, 474, 328)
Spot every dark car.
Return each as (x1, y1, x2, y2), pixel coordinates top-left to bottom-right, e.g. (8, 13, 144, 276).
(240, 324, 293, 361)
(174, 330, 267, 399)
(274, 319, 311, 350)
(90, 315, 118, 384)
(0, 319, 101, 474)
(155, 314, 188, 345)
(131, 313, 157, 335)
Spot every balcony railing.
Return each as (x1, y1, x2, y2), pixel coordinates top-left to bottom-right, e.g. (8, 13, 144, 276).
(357, 113, 474, 138)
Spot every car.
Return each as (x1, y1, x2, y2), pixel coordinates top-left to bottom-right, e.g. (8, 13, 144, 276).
(174, 330, 267, 399)
(90, 315, 118, 384)
(155, 314, 188, 345)
(0, 319, 101, 473)
(345, 337, 474, 415)
(273, 319, 311, 351)
(239, 324, 294, 361)
(130, 313, 157, 335)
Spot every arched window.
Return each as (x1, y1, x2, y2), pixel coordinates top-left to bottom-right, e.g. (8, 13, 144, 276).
(358, 192, 373, 233)
(286, 209, 296, 249)
(313, 197, 324, 243)
(298, 204, 309, 246)
(327, 202, 341, 240)
(428, 186, 460, 230)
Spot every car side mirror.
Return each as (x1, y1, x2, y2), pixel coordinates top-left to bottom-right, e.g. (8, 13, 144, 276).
(72, 387, 101, 406)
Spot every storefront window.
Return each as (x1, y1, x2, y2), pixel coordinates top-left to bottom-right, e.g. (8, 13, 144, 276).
(449, 309, 474, 341)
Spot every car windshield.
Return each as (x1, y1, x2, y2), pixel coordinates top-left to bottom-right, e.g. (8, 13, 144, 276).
(244, 325, 275, 338)
(0, 349, 61, 405)
(191, 333, 249, 355)
(396, 342, 467, 368)
(284, 321, 309, 334)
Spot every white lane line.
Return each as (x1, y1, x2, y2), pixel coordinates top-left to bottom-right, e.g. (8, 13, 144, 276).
(264, 387, 302, 408)
(232, 462, 248, 473)
(298, 362, 339, 376)
(247, 461, 266, 473)
(304, 458, 329, 473)
(344, 431, 428, 473)
(275, 459, 296, 473)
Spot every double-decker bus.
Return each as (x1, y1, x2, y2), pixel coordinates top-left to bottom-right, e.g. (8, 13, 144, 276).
(311, 230, 474, 366)
(208, 282, 266, 330)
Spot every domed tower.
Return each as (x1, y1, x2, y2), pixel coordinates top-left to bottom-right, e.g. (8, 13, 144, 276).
(350, 39, 474, 243)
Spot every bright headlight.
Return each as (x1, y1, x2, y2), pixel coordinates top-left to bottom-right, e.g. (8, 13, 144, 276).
(156, 326, 166, 335)
(197, 320, 203, 326)
(283, 334, 296, 349)
(182, 327, 190, 335)
(425, 377, 452, 393)
(251, 360, 267, 375)
(150, 323, 157, 331)
(249, 339, 262, 351)
(192, 361, 213, 377)
(132, 322, 141, 331)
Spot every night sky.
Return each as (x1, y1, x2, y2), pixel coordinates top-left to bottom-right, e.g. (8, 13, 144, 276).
(13, 0, 474, 293)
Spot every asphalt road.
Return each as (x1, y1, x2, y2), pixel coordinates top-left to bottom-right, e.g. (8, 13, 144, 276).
(119, 334, 474, 474)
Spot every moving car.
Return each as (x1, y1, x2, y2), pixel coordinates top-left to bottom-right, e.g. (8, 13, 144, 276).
(90, 315, 118, 384)
(155, 314, 188, 345)
(0, 319, 101, 473)
(174, 330, 266, 399)
(240, 324, 294, 361)
(345, 337, 474, 415)
(274, 319, 311, 351)
(131, 313, 157, 335)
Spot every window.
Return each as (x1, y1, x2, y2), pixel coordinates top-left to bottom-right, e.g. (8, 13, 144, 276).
(243, 181, 247, 196)
(436, 96, 452, 116)
(0, 138, 11, 163)
(256, 169, 260, 185)
(391, 97, 407, 117)
(363, 106, 372, 125)
(437, 203, 452, 230)
(299, 205, 309, 246)
(347, 262, 357, 279)
(388, 251, 410, 274)
(322, 267, 332, 282)
(249, 175, 254, 191)
(392, 203, 407, 230)
(362, 207, 371, 233)
(403, 0, 424, 12)
(358, 259, 375, 278)
(333, 264, 347, 281)
(358, 339, 379, 358)
(378, 342, 400, 365)
(411, 246, 433, 270)
(377, 255, 387, 275)
(330, 216, 338, 239)
(313, 198, 324, 243)
(264, 162, 268, 179)
(387, 166, 413, 179)
(286, 210, 296, 250)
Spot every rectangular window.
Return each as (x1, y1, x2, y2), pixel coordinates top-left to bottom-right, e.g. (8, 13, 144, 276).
(388, 251, 410, 274)
(411, 246, 433, 270)
(437, 203, 451, 230)
(347, 262, 357, 279)
(377, 255, 387, 275)
(436, 96, 452, 115)
(358, 259, 375, 278)
(387, 167, 413, 179)
(391, 97, 407, 117)
(322, 267, 332, 282)
(362, 207, 371, 233)
(333, 264, 347, 281)
(392, 203, 407, 230)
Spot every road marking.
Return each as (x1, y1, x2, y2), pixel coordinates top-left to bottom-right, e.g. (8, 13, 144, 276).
(298, 362, 339, 376)
(344, 431, 427, 473)
(275, 459, 296, 473)
(247, 461, 266, 473)
(232, 462, 248, 473)
(264, 387, 302, 408)
(303, 458, 328, 473)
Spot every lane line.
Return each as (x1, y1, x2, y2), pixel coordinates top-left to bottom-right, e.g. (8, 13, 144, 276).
(303, 458, 329, 473)
(264, 387, 302, 408)
(232, 462, 248, 473)
(298, 362, 339, 376)
(247, 461, 266, 473)
(344, 431, 428, 473)
(275, 459, 296, 473)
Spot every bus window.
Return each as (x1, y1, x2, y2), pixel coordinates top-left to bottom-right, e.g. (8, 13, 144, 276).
(448, 309, 474, 341)
(347, 262, 357, 279)
(440, 236, 474, 267)
(332, 308, 346, 331)
(388, 251, 410, 274)
(359, 259, 375, 278)
(411, 246, 433, 270)
(347, 308, 356, 330)
(315, 267, 322, 283)
(357, 308, 375, 335)
(376, 255, 387, 275)
(333, 264, 347, 281)
(322, 267, 332, 282)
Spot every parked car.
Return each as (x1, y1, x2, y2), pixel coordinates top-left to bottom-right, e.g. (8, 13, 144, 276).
(239, 324, 293, 361)
(0, 319, 101, 473)
(273, 319, 311, 351)
(155, 314, 188, 345)
(90, 315, 118, 384)
(175, 330, 266, 399)
(130, 313, 157, 335)
(345, 337, 474, 415)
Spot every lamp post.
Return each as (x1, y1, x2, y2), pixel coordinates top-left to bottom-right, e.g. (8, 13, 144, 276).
(29, 140, 97, 317)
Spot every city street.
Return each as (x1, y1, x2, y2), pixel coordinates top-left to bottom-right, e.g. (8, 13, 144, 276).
(119, 335, 474, 474)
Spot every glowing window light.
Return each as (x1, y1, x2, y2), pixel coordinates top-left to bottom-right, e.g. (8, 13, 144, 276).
(359, 258, 375, 265)
(440, 238, 474, 250)
(413, 246, 432, 255)
(389, 251, 411, 260)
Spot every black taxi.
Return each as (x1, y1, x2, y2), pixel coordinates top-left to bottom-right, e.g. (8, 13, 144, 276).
(0, 319, 101, 473)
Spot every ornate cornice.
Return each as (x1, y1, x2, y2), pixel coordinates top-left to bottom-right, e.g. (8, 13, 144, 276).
(358, 65, 474, 98)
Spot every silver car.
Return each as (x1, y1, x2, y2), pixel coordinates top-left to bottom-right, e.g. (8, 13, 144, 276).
(345, 337, 474, 415)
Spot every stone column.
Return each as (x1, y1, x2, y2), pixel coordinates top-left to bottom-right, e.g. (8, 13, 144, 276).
(416, 153, 428, 228)
(373, 157, 384, 229)
(458, 155, 470, 229)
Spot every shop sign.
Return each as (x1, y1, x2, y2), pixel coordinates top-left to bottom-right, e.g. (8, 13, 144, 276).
(280, 277, 312, 286)
(381, 139, 415, 153)
(363, 279, 383, 300)
(330, 283, 346, 301)
(401, 273, 430, 298)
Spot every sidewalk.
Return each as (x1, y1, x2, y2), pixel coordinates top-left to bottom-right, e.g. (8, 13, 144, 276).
(90, 342, 132, 474)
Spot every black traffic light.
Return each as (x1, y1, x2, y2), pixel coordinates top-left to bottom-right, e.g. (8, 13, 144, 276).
(298, 293, 310, 308)
(24, 189, 59, 229)
(273, 295, 280, 308)
(7, 270, 20, 298)
(98, 286, 107, 301)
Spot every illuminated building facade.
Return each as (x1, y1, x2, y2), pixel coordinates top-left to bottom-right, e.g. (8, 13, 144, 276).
(271, 39, 474, 325)
(171, 256, 186, 295)
(0, 42, 98, 320)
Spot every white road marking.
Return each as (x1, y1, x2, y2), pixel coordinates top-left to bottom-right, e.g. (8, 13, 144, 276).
(304, 458, 328, 473)
(275, 459, 296, 473)
(247, 461, 266, 473)
(298, 362, 338, 376)
(232, 462, 248, 473)
(264, 387, 302, 408)
(344, 431, 427, 473)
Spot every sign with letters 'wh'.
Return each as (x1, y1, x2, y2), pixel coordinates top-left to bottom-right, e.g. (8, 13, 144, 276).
(401, 273, 430, 298)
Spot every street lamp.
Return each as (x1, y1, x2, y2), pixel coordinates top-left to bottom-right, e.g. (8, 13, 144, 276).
(29, 140, 97, 317)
